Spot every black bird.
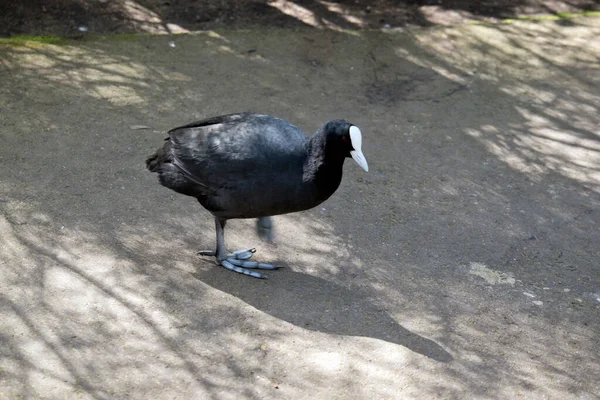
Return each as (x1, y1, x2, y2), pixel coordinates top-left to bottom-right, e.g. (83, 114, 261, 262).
(146, 113, 368, 278)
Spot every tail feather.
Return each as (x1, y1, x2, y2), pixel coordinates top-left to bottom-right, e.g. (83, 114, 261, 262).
(146, 138, 171, 172)
(146, 138, 206, 198)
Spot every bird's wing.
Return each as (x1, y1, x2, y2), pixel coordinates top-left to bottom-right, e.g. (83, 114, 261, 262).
(168, 114, 307, 189)
(167, 113, 256, 134)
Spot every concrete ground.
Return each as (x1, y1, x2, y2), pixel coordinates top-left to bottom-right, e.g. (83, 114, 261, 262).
(1, 17, 599, 399)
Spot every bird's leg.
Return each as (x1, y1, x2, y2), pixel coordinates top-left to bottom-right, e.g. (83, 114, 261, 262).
(256, 216, 273, 242)
(197, 219, 255, 259)
(214, 217, 228, 261)
(198, 217, 280, 279)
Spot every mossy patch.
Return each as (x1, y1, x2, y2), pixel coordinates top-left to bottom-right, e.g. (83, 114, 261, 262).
(0, 35, 68, 45)
(0, 33, 153, 47)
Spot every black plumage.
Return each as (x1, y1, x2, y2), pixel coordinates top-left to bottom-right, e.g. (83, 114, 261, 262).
(146, 113, 368, 278)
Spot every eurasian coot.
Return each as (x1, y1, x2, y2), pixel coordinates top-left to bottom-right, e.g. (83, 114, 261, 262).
(146, 113, 368, 278)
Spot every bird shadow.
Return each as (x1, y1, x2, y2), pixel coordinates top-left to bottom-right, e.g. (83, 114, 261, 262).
(194, 264, 453, 363)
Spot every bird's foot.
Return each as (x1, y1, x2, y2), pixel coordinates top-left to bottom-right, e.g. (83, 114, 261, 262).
(198, 248, 255, 259)
(197, 248, 280, 279)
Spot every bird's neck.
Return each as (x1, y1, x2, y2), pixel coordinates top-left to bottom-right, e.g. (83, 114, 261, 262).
(303, 130, 344, 200)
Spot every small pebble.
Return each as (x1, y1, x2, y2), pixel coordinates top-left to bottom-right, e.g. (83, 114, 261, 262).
(532, 301, 543, 306)
(77, 26, 88, 32)
(563, 288, 570, 292)
(523, 292, 535, 298)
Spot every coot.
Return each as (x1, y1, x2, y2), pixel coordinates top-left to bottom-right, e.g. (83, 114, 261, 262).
(146, 113, 368, 278)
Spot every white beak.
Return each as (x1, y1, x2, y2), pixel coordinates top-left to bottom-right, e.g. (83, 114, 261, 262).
(349, 126, 368, 172)
(351, 150, 369, 172)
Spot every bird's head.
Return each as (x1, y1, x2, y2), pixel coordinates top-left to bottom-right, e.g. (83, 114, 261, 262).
(324, 120, 369, 172)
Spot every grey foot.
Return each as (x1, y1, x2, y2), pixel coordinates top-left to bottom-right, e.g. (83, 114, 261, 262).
(198, 248, 280, 279)
(198, 248, 255, 259)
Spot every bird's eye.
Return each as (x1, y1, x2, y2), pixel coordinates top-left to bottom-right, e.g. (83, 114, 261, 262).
(341, 136, 349, 143)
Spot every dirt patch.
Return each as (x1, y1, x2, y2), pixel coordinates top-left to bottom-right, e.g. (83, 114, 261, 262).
(1, 14, 600, 399)
(1, 0, 599, 37)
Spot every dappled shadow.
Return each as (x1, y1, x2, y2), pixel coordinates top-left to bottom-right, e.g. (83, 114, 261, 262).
(1, 17, 599, 398)
(0, 211, 272, 399)
(390, 18, 600, 194)
(1, 0, 599, 37)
